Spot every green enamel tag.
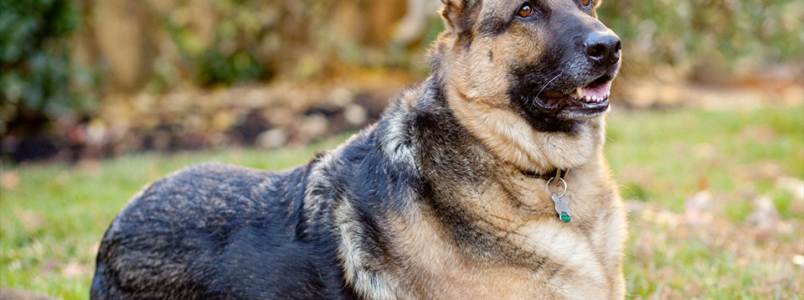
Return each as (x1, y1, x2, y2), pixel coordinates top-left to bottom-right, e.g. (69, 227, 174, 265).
(551, 193, 572, 223)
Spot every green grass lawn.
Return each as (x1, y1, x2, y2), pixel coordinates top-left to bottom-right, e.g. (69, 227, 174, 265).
(2, 105, 802, 299)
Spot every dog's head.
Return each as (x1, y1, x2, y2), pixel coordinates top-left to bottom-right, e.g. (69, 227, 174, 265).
(432, 0, 621, 171)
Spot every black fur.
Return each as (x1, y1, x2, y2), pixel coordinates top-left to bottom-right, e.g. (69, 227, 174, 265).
(90, 78, 429, 299)
(91, 164, 360, 299)
(90, 77, 548, 299)
(477, 13, 508, 36)
(508, 53, 581, 133)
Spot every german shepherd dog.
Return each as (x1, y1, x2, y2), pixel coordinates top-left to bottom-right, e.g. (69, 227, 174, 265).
(91, 0, 625, 298)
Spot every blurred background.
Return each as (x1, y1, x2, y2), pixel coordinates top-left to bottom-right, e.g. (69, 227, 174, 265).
(0, 0, 802, 299)
(1, 0, 801, 162)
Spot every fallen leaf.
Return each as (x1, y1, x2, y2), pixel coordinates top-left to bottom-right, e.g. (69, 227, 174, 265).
(684, 190, 713, 226)
(17, 209, 45, 234)
(0, 170, 20, 190)
(776, 177, 804, 201)
(0, 289, 59, 300)
(77, 160, 103, 177)
(737, 125, 777, 144)
(61, 261, 88, 279)
(746, 195, 781, 241)
(40, 259, 58, 274)
(793, 255, 804, 266)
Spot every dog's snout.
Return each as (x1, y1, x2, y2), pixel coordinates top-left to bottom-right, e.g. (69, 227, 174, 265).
(584, 32, 621, 66)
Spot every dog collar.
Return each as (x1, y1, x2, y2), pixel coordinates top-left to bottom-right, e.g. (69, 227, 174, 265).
(520, 168, 570, 181)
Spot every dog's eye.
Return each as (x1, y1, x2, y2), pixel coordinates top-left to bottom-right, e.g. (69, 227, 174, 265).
(517, 3, 534, 18)
(580, 0, 591, 6)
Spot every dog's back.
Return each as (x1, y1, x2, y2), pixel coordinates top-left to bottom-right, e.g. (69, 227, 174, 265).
(90, 163, 357, 300)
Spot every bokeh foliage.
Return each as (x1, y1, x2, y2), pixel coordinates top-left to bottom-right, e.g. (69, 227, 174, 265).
(598, 0, 804, 75)
(156, 0, 410, 88)
(0, 0, 97, 136)
(96, 0, 804, 91)
(1, 0, 802, 155)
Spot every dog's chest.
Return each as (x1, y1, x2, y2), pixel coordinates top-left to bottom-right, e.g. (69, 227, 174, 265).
(394, 187, 626, 300)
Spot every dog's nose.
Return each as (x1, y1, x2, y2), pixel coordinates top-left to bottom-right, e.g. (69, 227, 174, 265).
(584, 32, 621, 66)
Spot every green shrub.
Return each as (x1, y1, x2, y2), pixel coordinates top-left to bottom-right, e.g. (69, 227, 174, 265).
(0, 0, 94, 136)
(1, 0, 801, 146)
(158, 0, 296, 87)
(598, 0, 803, 74)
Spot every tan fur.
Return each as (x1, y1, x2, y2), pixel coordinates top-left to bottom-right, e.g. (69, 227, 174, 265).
(440, 0, 600, 174)
(396, 0, 623, 299)
(339, 0, 626, 298)
(340, 88, 627, 300)
(376, 155, 626, 299)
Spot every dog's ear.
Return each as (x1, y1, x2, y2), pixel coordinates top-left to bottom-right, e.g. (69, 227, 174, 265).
(439, 0, 478, 34)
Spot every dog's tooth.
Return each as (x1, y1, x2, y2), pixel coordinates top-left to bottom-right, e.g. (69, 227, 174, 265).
(577, 87, 584, 98)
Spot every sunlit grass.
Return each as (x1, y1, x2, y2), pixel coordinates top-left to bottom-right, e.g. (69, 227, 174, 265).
(1, 106, 802, 299)
(607, 105, 804, 218)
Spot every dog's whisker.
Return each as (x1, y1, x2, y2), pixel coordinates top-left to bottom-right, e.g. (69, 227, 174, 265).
(536, 72, 562, 99)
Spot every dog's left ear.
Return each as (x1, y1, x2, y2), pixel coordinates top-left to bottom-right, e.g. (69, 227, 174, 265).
(439, 0, 479, 35)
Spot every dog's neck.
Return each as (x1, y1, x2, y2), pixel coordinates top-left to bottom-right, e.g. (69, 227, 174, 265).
(369, 78, 615, 297)
(405, 77, 592, 190)
(332, 78, 616, 299)
(423, 39, 607, 174)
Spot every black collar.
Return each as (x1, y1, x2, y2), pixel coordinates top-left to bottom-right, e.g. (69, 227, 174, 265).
(520, 168, 570, 180)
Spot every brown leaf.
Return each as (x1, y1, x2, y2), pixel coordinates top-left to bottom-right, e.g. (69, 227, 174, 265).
(0, 289, 60, 300)
(61, 261, 88, 279)
(684, 190, 713, 226)
(0, 170, 20, 190)
(17, 209, 46, 234)
(746, 195, 781, 241)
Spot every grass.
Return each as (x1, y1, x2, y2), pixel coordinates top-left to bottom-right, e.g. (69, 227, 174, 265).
(1, 105, 802, 299)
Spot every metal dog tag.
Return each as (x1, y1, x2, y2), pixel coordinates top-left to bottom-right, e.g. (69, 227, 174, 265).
(547, 175, 571, 223)
(551, 193, 571, 223)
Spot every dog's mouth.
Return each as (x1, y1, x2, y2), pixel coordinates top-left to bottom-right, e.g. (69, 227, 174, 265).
(535, 75, 613, 120)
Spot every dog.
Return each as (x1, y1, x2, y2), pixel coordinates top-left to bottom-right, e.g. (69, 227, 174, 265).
(91, 0, 626, 299)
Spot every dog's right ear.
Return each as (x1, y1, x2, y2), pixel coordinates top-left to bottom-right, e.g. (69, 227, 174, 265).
(439, 0, 478, 35)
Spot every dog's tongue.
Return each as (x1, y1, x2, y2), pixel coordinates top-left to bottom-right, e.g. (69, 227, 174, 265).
(580, 81, 612, 99)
